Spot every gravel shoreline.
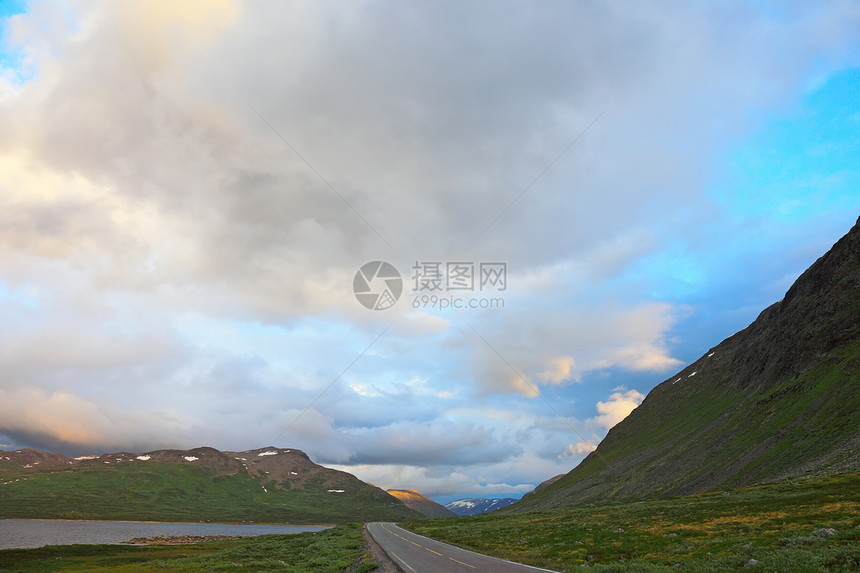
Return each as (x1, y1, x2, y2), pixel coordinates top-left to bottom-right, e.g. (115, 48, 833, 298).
(124, 535, 244, 545)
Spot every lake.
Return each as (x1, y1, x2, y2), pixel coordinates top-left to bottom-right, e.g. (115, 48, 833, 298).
(0, 519, 330, 549)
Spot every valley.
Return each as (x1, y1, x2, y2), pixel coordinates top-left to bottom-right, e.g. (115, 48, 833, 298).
(2, 216, 859, 571)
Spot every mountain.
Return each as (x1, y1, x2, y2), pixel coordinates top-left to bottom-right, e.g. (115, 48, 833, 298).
(515, 216, 860, 511)
(387, 489, 455, 518)
(520, 474, 564, 500)
(0, 446, 421, 524)
(445, 498, 518, 516)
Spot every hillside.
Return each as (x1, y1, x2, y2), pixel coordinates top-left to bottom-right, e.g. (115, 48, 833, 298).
(515, 215, 860, 511)
(387, 489, 455, 517)
(520, 474, 564, 500)
(406, 472, 860, 571)
(0, 446, 421, 524)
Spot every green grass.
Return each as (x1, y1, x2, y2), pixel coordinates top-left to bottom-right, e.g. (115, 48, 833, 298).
(0, 462, 415, 524)
(0, 523, 377, 572)
(403, 472, 860, 572)
(3, 476, 858, 572)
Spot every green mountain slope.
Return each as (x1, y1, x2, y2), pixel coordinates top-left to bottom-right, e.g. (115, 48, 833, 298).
(516, 216, 860, 511)
(0, 446, 420, 524)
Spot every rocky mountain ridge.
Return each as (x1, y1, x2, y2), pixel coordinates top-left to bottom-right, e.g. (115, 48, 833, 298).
(2, 446, 353, 490)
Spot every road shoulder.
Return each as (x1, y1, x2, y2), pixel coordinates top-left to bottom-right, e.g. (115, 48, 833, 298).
(362, 523, 403, 573)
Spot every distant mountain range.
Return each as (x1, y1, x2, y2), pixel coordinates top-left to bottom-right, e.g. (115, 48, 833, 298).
(445, 498, 518, 516)
(387, 489, 455, 518)
(0, 446, 420, 524)
(514, 216, 860, 511)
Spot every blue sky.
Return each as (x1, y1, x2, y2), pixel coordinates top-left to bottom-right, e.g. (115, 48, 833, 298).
(0, 1, 858, 503)
(0, 0, 24, 74)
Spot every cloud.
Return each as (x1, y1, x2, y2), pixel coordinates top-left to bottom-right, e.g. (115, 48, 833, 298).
(593, 388, 646, 431)
(538, 356, 577, 384)
(0, 0, 857, 498)
(0, 386, 191, 453)
(0, 387, 107, 445)
(555, 387, 644, 463)
(560, 441, 597, 459)
(332, 421, 520, 466)
(335, 450, 574, 500)
(466, 302, 683, 396)
(3, 0, 856, 322)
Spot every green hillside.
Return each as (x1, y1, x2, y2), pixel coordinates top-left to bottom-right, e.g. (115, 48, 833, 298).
(0, 447, 419, 524)
(405, 472, 860, 572)
(515, 216, 860, 511)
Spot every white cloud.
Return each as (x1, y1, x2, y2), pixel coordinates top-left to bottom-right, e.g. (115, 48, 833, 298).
(0, 0, 857, 497)
(593, 389, 646, 431)
(538, 356, 577, 384)
(466, 302, 683, 396)
(560, 441, 598, 459)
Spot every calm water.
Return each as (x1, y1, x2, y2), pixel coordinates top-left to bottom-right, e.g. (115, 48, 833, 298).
(0, 519, 330, 549)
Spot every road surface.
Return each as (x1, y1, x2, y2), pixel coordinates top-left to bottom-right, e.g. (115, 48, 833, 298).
(366, 522, 559, 573)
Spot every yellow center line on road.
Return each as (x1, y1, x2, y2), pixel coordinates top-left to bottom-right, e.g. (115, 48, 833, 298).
(381, 524, 477, 569)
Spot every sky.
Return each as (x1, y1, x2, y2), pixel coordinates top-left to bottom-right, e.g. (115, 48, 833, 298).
(0, 0, 858, 504)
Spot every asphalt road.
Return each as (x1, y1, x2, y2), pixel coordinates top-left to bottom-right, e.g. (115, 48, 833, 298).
(366, 522, 560, 573)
